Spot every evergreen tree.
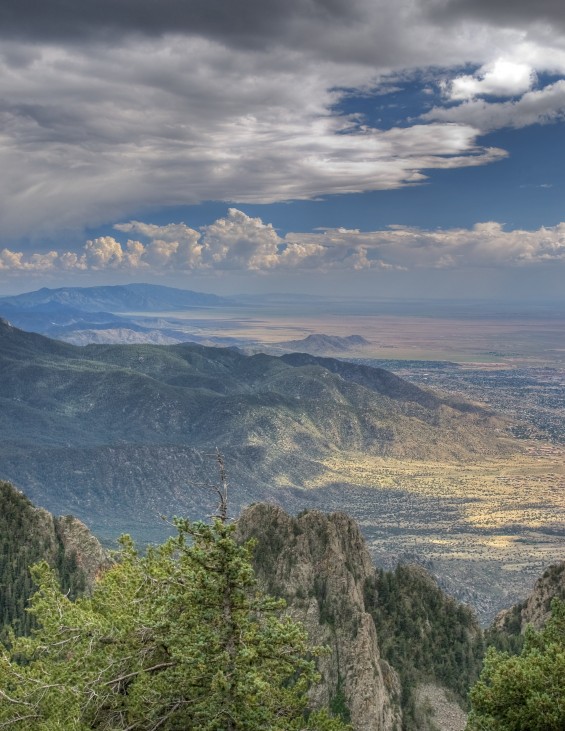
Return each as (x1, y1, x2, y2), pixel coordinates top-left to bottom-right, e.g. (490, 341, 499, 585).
(466, 599, 565, 731)
(0, 516, 349, 730)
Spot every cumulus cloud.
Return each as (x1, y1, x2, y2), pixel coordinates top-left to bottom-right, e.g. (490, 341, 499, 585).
(447, 59, 536, 100)
(2, 211, 565, 276)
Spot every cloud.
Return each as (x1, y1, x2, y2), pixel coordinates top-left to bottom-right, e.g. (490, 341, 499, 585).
(424, 80, 565, 131)
(434, 0, 565, 33)
(286, 220, 565, 269)
(2, 211, 565, 276)
(0, 35, 511, 241)
(447, 59, 536, 100)
(1, 1, 565, 242)
(0, 0, 362, 45)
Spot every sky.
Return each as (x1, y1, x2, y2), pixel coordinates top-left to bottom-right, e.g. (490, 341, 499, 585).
(1, 0, 565, 299)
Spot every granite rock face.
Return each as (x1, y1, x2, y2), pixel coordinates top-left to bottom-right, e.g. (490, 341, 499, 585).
(495, 561, 565, 633)
(54, 513, 110, 588)
(236, 504, 402, 731)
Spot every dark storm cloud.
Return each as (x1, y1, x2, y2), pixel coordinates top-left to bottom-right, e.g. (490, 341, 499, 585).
(0, 0, 362, 45)
(433, 0, 565, 30)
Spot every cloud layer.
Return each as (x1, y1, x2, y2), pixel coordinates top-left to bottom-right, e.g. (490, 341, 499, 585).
(2, 210, 565, 276)
(1, 0, 565, 242)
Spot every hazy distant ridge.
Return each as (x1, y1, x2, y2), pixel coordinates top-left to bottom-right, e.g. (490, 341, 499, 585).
(0, 283, 230, 312)
(274, 333, 371, 354)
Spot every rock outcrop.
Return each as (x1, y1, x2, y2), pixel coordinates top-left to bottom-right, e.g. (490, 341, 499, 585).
(494, 561, 565, 633)
(237, 504, 402, 731)
(0, 480, 108, 637)
(54, 513, 110, 587)
(236, 503, 489, 731)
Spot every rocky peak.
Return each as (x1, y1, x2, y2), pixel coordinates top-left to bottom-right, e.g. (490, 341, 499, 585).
(237, 504, 401, 731)
(54, 514, 110, 587)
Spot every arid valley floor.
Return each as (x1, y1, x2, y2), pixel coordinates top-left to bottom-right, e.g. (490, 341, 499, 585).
(121, 297, 565, 622)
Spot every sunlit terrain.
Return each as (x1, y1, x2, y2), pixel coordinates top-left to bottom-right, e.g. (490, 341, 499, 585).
(274, 445, 563, 622)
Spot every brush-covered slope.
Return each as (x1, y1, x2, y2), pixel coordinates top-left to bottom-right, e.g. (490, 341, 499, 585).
(0, 481, 106, 641)
(0, 319, 515, 539)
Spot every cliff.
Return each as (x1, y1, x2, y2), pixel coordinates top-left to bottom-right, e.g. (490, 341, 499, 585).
(236, 504, 485, 731)
(237, 504, 402, 730)
(494, 561, 565, 634)
(0, 480, 107, 638)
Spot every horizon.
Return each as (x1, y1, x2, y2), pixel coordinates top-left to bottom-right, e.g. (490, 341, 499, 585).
(3, 280, 565, 307)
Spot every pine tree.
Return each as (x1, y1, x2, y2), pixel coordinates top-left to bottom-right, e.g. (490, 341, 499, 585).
(0, 516, 350, 730)
(466, 599, 565, 731)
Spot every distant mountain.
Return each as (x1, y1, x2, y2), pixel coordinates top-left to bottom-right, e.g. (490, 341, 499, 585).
(55, 327, 181, 346)
(0, 300, 128, 334)
(0, 320, 516, 542)
(0, 283, 230, 313)
(271, 333, 371, 355)
(0, 283, 233, 345)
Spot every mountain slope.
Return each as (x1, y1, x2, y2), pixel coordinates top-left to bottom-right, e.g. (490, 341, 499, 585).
(494, 561, 565, 635)
(0, 320, 516, 540)
(270, 333, 371, 355)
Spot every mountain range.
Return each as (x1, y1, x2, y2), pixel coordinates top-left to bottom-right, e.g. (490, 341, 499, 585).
(0, 284, 235, 346)
(0, 318, 515, 543)
(0, 283, 230, 312)
(0, 285, 374, 355)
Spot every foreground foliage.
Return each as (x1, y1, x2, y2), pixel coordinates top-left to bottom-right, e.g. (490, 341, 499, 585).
(466, 599, 565, 731)
(0, 517, 349, 730)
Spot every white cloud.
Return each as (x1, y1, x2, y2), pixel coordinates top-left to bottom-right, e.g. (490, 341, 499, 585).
(448, 59, 536, 100)
(2, 211, 565, 276)
(0, 248, 59, 271)
(424, 79, 565, 131)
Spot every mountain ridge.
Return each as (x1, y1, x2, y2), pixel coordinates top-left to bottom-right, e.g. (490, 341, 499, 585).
(0, 322, 516, 542)
(0, 283, 230, 312)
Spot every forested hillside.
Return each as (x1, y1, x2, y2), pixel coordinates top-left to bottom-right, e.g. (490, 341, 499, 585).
(364, 564, 483, 727)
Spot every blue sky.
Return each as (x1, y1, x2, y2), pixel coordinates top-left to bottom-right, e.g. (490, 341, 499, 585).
(1, 0, 565, 299)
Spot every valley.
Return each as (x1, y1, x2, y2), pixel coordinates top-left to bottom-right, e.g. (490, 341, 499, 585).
(0, 288, 564, 624)
(292, 447, 565, 621)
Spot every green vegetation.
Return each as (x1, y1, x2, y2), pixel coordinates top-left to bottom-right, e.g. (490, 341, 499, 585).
(0, 481, 85, 643)
(365, 564, 484, 730)
(0, 514, 350, 730)
(466, 599, 565, 731)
